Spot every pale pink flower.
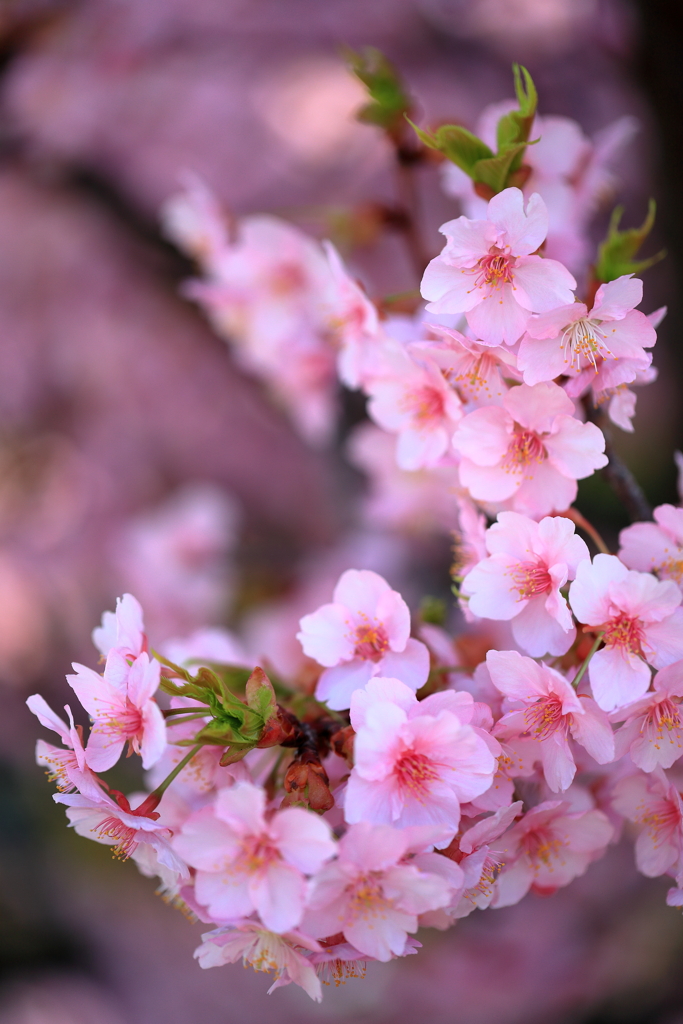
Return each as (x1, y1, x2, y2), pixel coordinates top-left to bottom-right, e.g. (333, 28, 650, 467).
(303, 822, 452, 961)
(452, 381, 607, 516)
(67, 650, 166, 772)
(612, 768, 683, 881)
(462, 512, 589, 656)
(619, 504, 683, 593)
(173, 782, 336, 934)
(420, 188, 576, 346)
(492, 800, 614, 906)
(161, 172, 231, 273)
(452, 801, 524, 917)
(365, 345, 463, 470)
(27, 695, 103, 801)
(611, 661, 683, 771)
(568, 554, 683, 711)
(297, 569, 430, 710)
(322, 241, 380, 389)
(92, 592, 146, 660)
(347, 423, 462, 537)
(195, 922, 323, 1001)
(344, 677, 497, 831)
(518, 275, 655, 386)
(56, 788, 189, 877)
(441, 102, 637, 275)
(412, 325, 519, 408)
(487, 650, 614, 792)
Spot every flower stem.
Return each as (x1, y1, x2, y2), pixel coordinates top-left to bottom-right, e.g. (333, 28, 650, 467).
(564, 507, 611, 555)
(572, 631, 605, 690)
(149, 743, 203, 800)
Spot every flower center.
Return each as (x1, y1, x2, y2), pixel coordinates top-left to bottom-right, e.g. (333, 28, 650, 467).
(560, 318, 611, 371)
(510, 562, 553, 599)
(502, 429, 546, 473)
(351, 616, 389, 661)
(524, 695, 566, 741)
(239, 835, 279, 874)
(645, 698, 683, 739)
(638, 797, 682, 845)
(319, 959, 367, 987)
(103, 699, 144, 740)
(660, 555, 683, 583)
(521, 827, 565, 869)
(403, 385, 446, 423)
(95, 816, 139, 859)
(269, 261, 308, 296)
(41, 749, 80, 792)
(602, 613, 643, 656)
(346, 874, 390, 923)
(473, 249, 516, 290)
(394, 749, 441, 800)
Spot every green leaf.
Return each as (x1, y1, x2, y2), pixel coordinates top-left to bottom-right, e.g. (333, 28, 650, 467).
(245, 667, 278, 722)
(473, 142, 528, 194)
(408, 119, 493, 174)
(344, 46, 411, 134)
(595, 200, 666, 282)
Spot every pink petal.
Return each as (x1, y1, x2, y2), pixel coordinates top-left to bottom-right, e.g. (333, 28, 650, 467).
(250, 860, 306, 933)
(487, 188, 548, 256)
(504, 381, 573, 432)
(297, 603, 354, 667)
(270, 808, 335, 873)
(140, 700, 167, 770)
(589, 645, 651, 712)
(452, 406, 511, 466)
(466, 283, 531, 346)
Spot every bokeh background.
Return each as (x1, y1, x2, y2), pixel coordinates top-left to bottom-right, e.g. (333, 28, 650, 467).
(1, 0, 683, 1021)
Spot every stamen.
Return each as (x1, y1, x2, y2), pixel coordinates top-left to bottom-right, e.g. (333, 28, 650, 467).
(560, 318, 613, 372)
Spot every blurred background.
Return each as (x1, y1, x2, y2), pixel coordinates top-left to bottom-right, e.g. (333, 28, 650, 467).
(1, 0, 683, 1021)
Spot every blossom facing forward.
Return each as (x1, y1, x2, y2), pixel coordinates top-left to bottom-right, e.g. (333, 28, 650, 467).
(452, 381, 607, 516)
(297, 569, 429, 710)
(612, 661, 683, 771)
(462, 512, 589, 656)
(345, 677, 498, 831)
(420, 188, 576, 346)
(569, 554, 683, 711)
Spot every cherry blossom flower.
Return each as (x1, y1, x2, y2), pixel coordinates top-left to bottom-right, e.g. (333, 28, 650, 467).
(303, 822, 453, 961)
(297, 569, 430, 710)
(612, 768, 683, 882)
(492, 800, 614, 906)
(462, 512, 589, 656)
(195, 922, 323, 1001)
(173, 782, 336, 934)
(487, 650, 614, 792)
(161, 171, 231, 273)
(365, 344, 463, 470)
(344, 677, 497, 831)
(611, 661, 683, 771)
(420, 188, 576, 347)
(568, 554, 683, 711)
(27, 695, 104, 801)
(619, 504, 683, 593)
(56, 788, 189, 877)
(518, 275, 655, 387)
(67, 650, 166, 772)
(322, 241, 380, 389)
(92, 593, 146, 660)
(452, 381, 607, 516)
(451, 801, 524, 917)
(412, 325, 519, 408)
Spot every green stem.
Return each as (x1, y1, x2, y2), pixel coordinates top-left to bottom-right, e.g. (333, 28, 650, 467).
(572, 632, 605, 690)
(163, 708, 209, 719)
(150, 744, 203, 800)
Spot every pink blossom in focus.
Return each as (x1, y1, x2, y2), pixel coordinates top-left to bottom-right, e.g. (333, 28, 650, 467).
(452, 381, 607, 516)
(92, 592, 146, 660)
(518, 275, 655, 387)
(67, 650, 166, 772)
(569, 554, 683, 711)
(173, 782, 336, 933)
(56, 788, 189, 878)
(412, 325, 519, 408)
(303, 822, 453, 961)
(297, 569, 430, 710)
(611, 661, 683, 771)
(612, 768, 683, 882)
(487, 650, 615, 792)
(344, 677, 498, 831)
(27, 695, 104, 801)
(194, 922, 323, 1001)
(452, 801, 524, 917)
(462, 512, 589, 656)
(492, 800, 614, 906)
(365, 344, 463, 470)
(619, 504, 683, 593)
(420, 188, 576, 346)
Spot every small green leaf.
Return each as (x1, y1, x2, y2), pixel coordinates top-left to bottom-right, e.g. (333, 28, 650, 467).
(345, 46, 411, 135)
(409, 120, 494, 175)
(595, 200, 666, 282)
(473, 142, 528, 194)
(245, 667, 278, 722)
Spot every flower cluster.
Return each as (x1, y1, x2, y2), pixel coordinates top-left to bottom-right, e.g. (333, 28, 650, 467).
(28, 59, 683, 1003)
